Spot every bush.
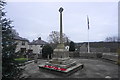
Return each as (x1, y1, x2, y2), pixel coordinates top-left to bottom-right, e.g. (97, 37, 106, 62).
(69, 41, 75, 52)
(42, 44, 53, 59)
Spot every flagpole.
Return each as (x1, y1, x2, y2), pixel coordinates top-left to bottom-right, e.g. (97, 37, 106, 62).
(87, 27, 90, 53)
(87, 15, 90, 53)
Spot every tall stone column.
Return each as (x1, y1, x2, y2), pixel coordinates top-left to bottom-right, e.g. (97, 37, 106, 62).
(53, 7, 69, 59)
(59, 7, 64, 44)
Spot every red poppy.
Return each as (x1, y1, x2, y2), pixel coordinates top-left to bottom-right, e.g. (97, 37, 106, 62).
(43, 65, 66, 71)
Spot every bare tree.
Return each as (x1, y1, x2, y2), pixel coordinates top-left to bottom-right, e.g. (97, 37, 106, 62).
(105, 36, 119, 42)
(47, 31, 70, 44)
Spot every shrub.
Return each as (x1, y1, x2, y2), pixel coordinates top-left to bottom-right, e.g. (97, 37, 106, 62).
(69, 41, 75, 52)
(42, 44, 53, 59)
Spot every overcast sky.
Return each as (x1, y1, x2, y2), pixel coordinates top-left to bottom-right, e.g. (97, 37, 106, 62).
(5, 2, 118, 42)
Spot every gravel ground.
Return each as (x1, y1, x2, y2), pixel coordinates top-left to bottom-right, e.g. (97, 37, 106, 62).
(21, 58, 118, 78)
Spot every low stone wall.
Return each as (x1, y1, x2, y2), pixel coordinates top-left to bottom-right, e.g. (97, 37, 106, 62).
(79, 52, 102, 58)
(69, 52, 103, 58)
(79, 52, 118, 63)
(69, 52, 118, 62)
(102, 53, 118, 62)
(69, 52, 79, 58)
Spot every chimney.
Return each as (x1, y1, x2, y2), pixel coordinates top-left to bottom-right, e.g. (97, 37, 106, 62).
(38, 37, 41, 40)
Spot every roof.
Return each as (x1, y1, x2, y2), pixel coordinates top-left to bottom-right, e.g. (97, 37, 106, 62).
(13, 36, 29, 41)
(29, 38, 48, 45)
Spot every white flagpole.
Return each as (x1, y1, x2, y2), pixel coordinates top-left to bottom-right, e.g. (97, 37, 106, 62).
(87, 28, 90, 53)
(87, 16, 90, 53)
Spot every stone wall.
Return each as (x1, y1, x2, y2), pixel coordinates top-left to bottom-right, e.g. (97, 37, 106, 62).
(79, 52, 102, 58)
(79, 45, 110, 53)
(102, 53, 118, 62)
(79, 52, 118, 62)
(90, 48, 110, 52)
(79, 44, 87, 52)
(69, 52, 79, 58)
(69, 52, 103, 58)
(77, 42, 119, 53)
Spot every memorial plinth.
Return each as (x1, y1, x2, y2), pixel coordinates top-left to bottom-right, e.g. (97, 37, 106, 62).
(38, 7, 84, 76)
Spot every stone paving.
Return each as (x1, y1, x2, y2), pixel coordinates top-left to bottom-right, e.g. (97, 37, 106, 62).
(21, 58, 118, 78)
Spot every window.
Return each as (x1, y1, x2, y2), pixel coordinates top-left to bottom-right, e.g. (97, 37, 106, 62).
(22, 41, 25, 45)
(40, 45, 43, 47)
(29, 45, 32, 49)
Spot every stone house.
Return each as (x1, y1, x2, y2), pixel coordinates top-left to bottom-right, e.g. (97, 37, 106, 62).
(13, 36, 29, 54)
(28, 37, 48, 57)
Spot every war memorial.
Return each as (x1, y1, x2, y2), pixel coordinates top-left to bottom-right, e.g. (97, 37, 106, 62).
(38, 7, 84, 76)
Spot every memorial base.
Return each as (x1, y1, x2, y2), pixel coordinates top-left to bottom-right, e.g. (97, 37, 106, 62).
(38, 43, 84, 76)
(38, 59, 84, 76)
(38, 63, 83, 76)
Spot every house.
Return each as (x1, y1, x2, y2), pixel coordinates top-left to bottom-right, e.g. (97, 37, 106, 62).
(13, 36, 29, 53)
(29, 37, 48, 56)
